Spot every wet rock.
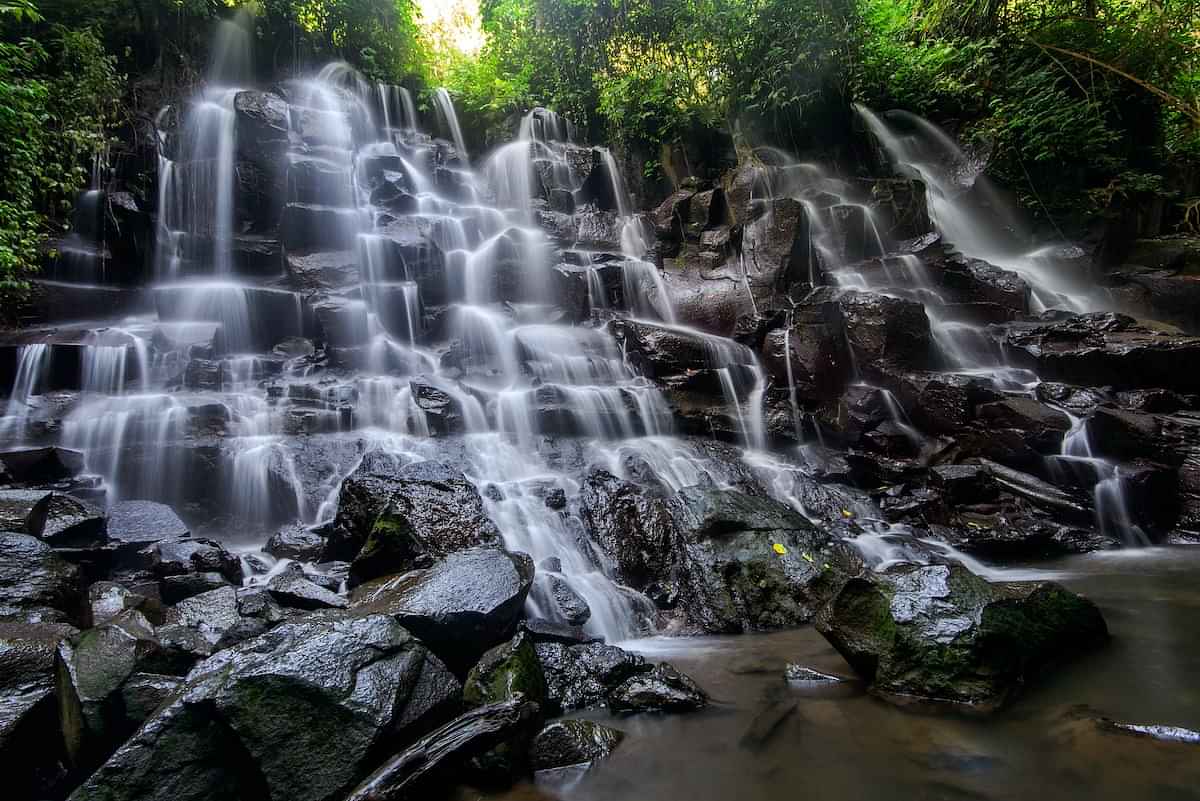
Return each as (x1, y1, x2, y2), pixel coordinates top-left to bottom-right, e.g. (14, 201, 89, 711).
(161, 572, 231, 604)
(608, 663, 708, 714)
(265, 522, 327, 562)
(670, 486, 862, 633)
(70, 613, 462, 801)
(937, 254, 1030, 314)
(784, 664, 846, 683)
(760, 300, 852, 402)
(0, 621, 76, 799)
(0, 447, 84, 484)
(463, 631, 547, 709)
(56, 610, 180, 771)
(580, 468, 676, 589)
(530, 719, 624, 771)
(161, 585, 242, 649)
(267, 562, 348, 610)
(651, 189, 695, 242)
(1000, 312, 1200, 393)
(0, 533, 82, 624)
(142, 538, 242, 585)
(975, 397, 1071, 452)
(86, 581, 160, 627)
(865, 178, 931, 240)
(25, 492, 107, 550)
(233, 90, 290, 162)
(347, 460, 502, 584)
(350, 547, 534, 674)
(929, 464, 999, 505)
(815, 562, 1109, 708)
(834, 289, 933, 371)
(118, 672, 183, 727)
(521, 618, 599, 646)
(343, 697, 541, 801)
(544, 574, 591, 626)
(535, 641, 647, 713)
(107, 501, 190, 559)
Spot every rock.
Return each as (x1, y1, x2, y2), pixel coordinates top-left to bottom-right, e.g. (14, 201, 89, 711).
(543, 574, 591, 626)
(107, 501, 190, 558)
(161, 586, 242, 649)
(521, 618, 598, 646)
(56, 610, 178, 771)
(815, 562, 1109, 709)
(1000, 313, 1200, 393)
(350, 548, 534, 674)
(265, 523, 327, 562)
(579, 468, 676, 590)
(266, 562, 348, 610)
(0, 447, 84, 484)
(534, 641, 647, 713)
(86, 581, 160, 627)
(347, 460, 501, 584)
(937, 254, 1030, 314)
(0, 621, 76, 799)
(670, 486, 862, 633)
(651, 189, 695, 242)
(975, 397, 1071, 452)
(161, 572, 231, 604)
(784, 664, 846, 683)
(343, 697, 541, 801)
(530, 719, 624, 771)
(0, 533, 82, 623)
(69, 613, 462, 801)
(118, 672, 183, 728)
(25, 492, 107, 548)
(865, 178, 931, 240)
(607, 663, 708, 714)
(233, 90, 290, 163)
(833, 289, 933, 370)
(929, 464, 999, 504)
(142, 538, 242, 585)
(463, 631, 547, 709)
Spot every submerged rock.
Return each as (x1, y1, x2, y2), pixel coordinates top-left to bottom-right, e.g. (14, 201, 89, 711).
(69, 613, 461, 801)
(530, 719, 624, 771)
(815, 562, 1108, 708)
(607, 664, 708, 714)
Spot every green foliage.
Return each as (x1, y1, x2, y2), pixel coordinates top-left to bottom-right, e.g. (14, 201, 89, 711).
(0, 19, 122, 292)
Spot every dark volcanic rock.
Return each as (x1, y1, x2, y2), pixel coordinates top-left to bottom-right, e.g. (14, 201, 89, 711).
(535, 641, 647, 713)
(69, 613, 461, 801)
(266, 562, 348, 610)
(0, 447, 84, 484)
(348, 460, 501, 584)
(579, 468, 676, 589)
(0, 533, 82, 623)
(463, 631, 547, 709)
(607, 663, 708, 714)
(107, 501, 190, 556)
(0, 621, 76, 799)
(160, 571, 231, 604)
(343, 697, 541, 801)
(26, 492, 107, 548)
(143, 538, 242, 585)
(265, 522, 327, 562)
(530, 719, 624, 771)
(815, 562, 1109, 709)
(670, 486, 862, 633)
(350, 547, 534, 673)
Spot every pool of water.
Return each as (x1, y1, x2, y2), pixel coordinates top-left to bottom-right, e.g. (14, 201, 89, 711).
(503, 546, 1200, 801)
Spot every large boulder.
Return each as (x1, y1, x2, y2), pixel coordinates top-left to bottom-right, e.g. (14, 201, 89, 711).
(815, 562, 1109, 709)
(350, 547, 534, 674)
(26, 492, 107, 549)
(107, 501, 189, 558)
(534, 640, 648, 713)
(670, 487, 861, 633)
(68, 614, 461, 801)
(0, 447, 84, 484)
(0, 533, 82, 624)
(579, 468, 676, 590)
(347, 460, 501, 584)
(0, 621, 76, 799)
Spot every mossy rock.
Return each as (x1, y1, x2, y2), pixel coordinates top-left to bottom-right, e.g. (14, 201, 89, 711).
(815, 562, 1108, 709)
(463, 631, 547, 709)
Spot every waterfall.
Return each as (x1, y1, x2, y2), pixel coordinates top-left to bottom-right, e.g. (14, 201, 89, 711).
(433, 87, 469, 164)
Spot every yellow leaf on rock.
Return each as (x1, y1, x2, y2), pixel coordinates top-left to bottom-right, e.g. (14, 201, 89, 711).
(772, 543, 787, 555)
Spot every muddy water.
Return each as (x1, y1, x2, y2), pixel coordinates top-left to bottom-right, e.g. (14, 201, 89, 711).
(518, 546, 1200, 801)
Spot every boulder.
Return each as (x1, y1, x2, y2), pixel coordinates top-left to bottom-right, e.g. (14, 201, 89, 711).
(69, 614, 462, 801)
(937, 254, 1030, 314)
(463, 630, 547, 712)
(265, 523, 327, 562)
(348, 460, 501, 584)
(107, 501, 190, 559)
(607, 664, 708, 714)
(56, 610, 183, 771)
(160, 586, 243, 650)
(266, 562, 348, 610)
(0, 533, 82, 624)
(865, 178, 931, 241)
(0, 621, 76, 799)
(343, 697, 541, 801)
(534, 641, 648, 713)
(579, 468, 676, 590)
(160, 572, 231, 605)
(530, 719, 624, 772)
(143, 538, 242, 585)
(832, 289, 933, 370)
(85, 581, 160, 627)
(0, 447, 84, 484)
(670, 486, 861, 633)
(815, 562, 1109, 708)
(25, 492, 107, 548)
(975, 397, 1071, 452)
(543, 574, 591, 626)
(350, 548, 534, 674)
